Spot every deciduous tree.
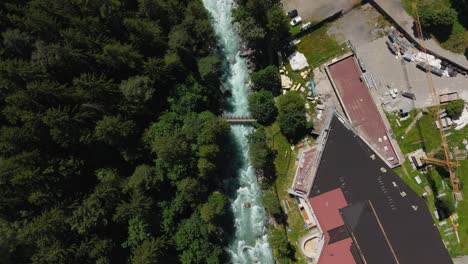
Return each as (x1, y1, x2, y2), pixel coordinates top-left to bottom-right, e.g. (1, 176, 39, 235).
(248, 90, 277, 124)
(251, 65, 281, 94)
(277, 92, 308, 141)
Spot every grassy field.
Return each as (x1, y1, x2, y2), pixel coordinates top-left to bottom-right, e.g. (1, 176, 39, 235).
(295, 25, 350, 68)
(264, 122, 312, 264)
(289, 24, 302, 36)
(387, 110, 442, 154)
(451, 158, 468, 255)
(387, 108, 468, 256)
(385, 110, 419, 139)
(401, 0, 468, 54)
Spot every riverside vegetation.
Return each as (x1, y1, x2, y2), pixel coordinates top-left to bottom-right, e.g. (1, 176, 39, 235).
(233, 0, 313, 262)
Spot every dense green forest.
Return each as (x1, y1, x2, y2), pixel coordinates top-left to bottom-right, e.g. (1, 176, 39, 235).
(0, 0, 233, 263)
(233, 0, 290, 66)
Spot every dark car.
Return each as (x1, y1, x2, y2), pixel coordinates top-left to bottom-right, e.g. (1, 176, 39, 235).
(402, 91, 416, 100)
(287, 9, 298, 18)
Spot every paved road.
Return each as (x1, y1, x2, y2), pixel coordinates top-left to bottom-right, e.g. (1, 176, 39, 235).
(281, 0, 358, 21)
(453, 256, 468, 264)
(372, 0, 468, 69)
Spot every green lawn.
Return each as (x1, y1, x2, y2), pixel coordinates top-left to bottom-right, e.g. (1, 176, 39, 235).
(289, 24, 301, 35)
(450, 158, 468, 255)
(388, 110, 442, 154)
(294, 25, 350, 68)
(264, 122, 310, 263)
(385, 110, 419, 139)
(388, 108, 468, 256)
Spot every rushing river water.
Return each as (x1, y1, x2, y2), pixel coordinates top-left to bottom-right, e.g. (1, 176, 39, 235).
(201, 0, 274, 263)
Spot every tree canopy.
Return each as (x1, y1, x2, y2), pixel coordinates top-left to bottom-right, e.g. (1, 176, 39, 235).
(277, 92, 308, 141)
(445, 99, 465, 119)
(248, 90, 277, 124)
(418, 1, 458, 30)
(248, 128, 272, 170)
(251, 65, 281, 95)
(232, 0, 290, 66)
(0, 0, 231, 263)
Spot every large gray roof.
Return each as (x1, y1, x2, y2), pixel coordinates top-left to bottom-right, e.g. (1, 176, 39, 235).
(310, 115, 452, 264)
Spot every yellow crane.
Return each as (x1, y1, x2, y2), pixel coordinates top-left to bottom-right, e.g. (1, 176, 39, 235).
(421, 157, 460, 169)
(412, 3, 462, 200)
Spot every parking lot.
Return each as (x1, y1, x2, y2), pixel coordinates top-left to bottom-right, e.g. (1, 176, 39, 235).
(281, 0, 358, 21)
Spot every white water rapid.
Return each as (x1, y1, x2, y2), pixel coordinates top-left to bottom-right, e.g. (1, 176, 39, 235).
(201, 0, 274, 263)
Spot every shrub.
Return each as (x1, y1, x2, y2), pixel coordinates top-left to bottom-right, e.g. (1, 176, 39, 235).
(269, 228, 294, 259)
(262, 190, 283, 220)
(445, 99, 465, 119)
(435, 197, 455, 219)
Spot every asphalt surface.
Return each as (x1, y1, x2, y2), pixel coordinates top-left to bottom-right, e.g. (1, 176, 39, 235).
(281, 0, 358, 21)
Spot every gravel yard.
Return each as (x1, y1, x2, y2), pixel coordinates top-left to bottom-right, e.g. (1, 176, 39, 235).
(327, 4, 468, 111)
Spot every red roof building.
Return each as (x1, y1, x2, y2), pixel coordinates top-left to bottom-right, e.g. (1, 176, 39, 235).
(309, 188, 356, 264)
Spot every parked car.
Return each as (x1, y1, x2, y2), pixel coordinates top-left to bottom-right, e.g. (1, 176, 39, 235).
(300, 22, 312, 31)
(288, 39, 301, 47)
(402, 92, 416, 100)
(287, 9, 298, 18)
(290, 16, 302, 26)
(358, 58, 366, 72)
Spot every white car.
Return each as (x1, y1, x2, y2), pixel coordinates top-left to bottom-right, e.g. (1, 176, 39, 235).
(290, 16, 302, 26)
(300, 22, 312, 31)
(288, 39, 301, 47)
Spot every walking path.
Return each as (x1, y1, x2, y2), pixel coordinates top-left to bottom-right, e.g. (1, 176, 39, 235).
(404, 112, 423, 136)
(372, 0, 468, 69)
(453, 256, 468, 264)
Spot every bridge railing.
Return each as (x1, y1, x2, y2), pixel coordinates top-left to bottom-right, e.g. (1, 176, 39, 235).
(222, 115, 254, 120)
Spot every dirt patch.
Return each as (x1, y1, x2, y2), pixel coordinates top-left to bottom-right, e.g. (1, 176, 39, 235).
(328, 4, 388, 46)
